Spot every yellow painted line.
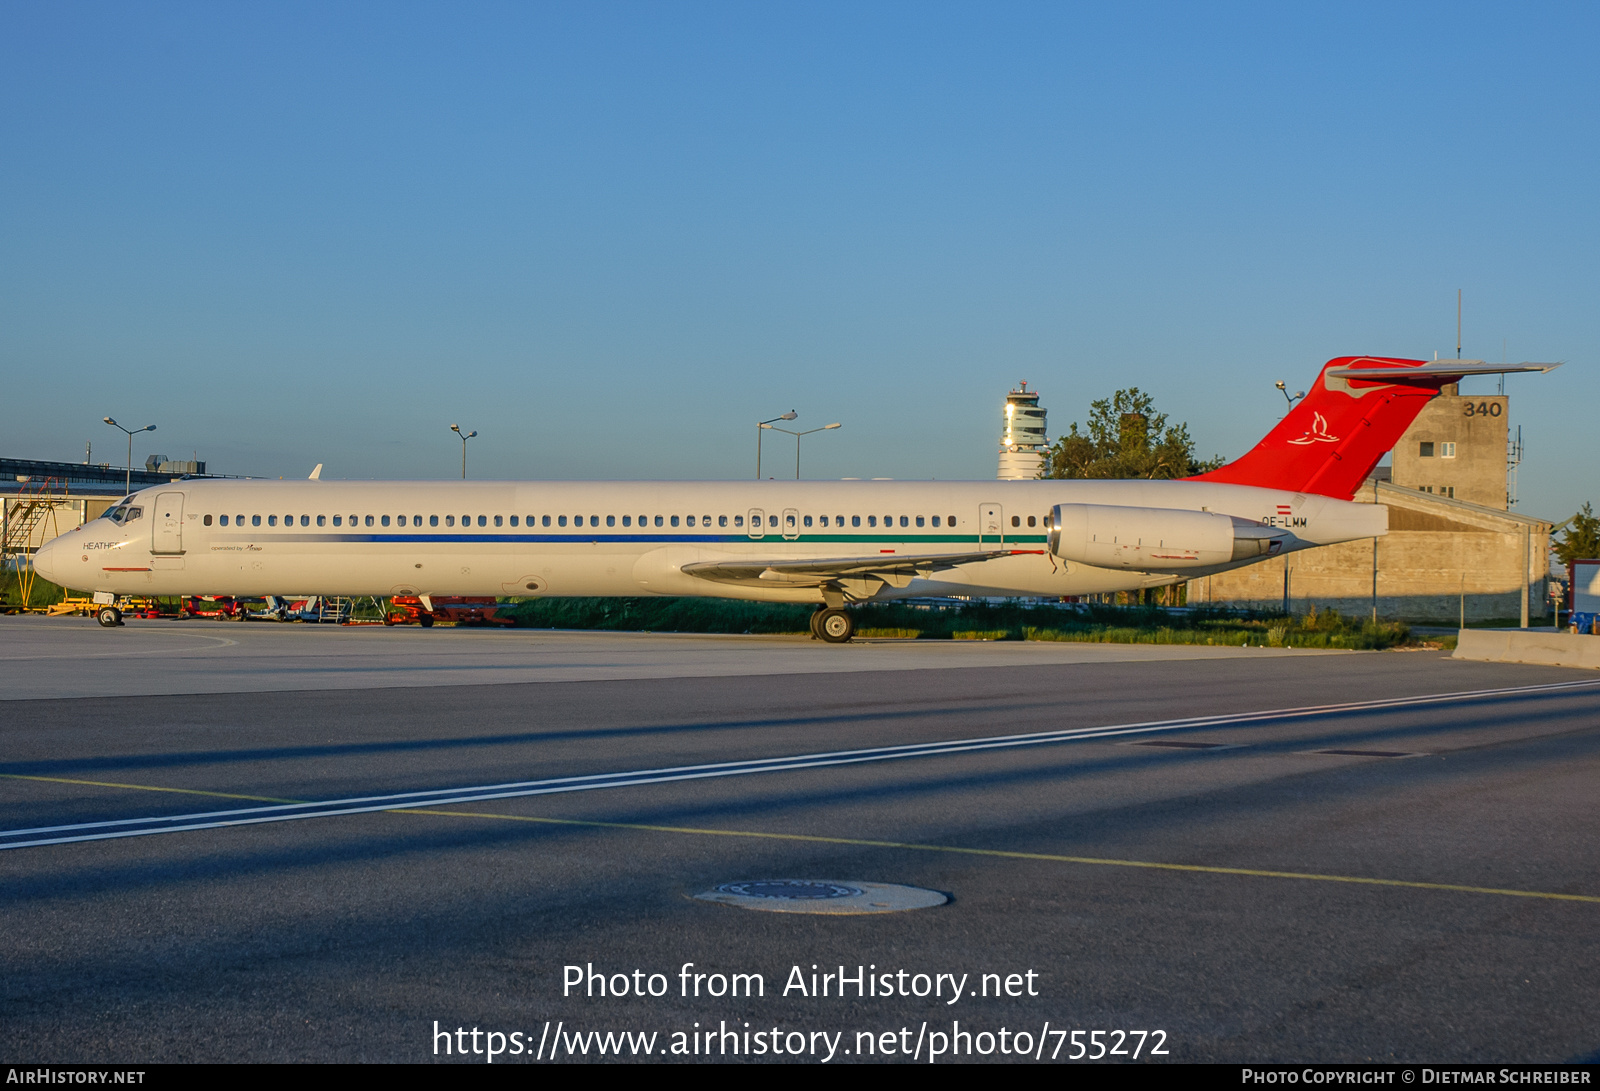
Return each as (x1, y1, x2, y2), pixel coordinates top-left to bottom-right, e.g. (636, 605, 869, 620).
(0, 773, 299, 805)
(9, 773, 1594, 905)
(408, 808, 1600, 906)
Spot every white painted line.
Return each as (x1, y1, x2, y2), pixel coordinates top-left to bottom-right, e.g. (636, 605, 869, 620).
(4, 677, 1596, 852)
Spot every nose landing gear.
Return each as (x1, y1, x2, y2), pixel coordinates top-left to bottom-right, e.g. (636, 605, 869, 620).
(810, 607, 854, 643)
(96, 606, 123, 627)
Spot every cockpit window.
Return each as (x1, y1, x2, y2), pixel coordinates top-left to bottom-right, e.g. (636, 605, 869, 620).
(106, 500, 134, 525)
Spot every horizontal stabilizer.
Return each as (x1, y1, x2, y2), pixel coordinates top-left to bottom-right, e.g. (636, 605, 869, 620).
(1326, 360, 1561, 383)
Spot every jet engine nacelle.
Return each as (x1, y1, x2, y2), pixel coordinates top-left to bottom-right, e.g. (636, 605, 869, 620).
(1048, 503, 1283, 571)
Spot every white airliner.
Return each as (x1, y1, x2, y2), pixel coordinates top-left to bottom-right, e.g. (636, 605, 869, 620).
(34, 356, 1555, 641)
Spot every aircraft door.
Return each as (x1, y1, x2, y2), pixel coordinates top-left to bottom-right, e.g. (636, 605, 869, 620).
(978, 503, 1004, 547)
(152, 492, 186, 554)
(782, 508, 800, 540)
(747, 508, 765, 539)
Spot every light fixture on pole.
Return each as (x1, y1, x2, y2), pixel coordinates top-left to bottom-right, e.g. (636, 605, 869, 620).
(1274, 381, 1305, 413)
(450, 424, 477, 479)
(761, 422, 841, 479)
(756, 411, 796, 479)
(102, 417, 156, 495)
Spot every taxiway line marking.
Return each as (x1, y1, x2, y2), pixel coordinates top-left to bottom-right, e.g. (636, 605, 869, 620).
(3, 677, 1597, 852)
(407, 809, 1600, 905)
(0, 774, 296, 804)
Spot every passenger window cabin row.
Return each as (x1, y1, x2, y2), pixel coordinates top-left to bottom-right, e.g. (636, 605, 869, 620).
(197, 512, 981, 530)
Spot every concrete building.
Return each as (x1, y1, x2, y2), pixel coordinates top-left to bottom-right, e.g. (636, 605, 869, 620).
(1390, 384, 1508, 507)
(998, 382, 1048, 480)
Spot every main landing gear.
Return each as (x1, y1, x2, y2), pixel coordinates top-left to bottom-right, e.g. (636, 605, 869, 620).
(809, 607, 854, 644)
(96, 606, 123, 627)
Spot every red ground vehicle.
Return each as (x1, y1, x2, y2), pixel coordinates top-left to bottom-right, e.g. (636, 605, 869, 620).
(384, 596, 513, 627)
(180, 596, 250, 620)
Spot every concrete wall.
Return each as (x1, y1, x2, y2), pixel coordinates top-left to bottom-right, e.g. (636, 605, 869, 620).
(1188, 480, 1551, 622)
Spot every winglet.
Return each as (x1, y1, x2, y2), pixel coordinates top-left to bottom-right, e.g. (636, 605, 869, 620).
(308, 464, 323, 480)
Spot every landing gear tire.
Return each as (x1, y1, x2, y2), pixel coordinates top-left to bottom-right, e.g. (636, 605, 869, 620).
(808, 607, 828, 640)
(816, 608, 854, 643)
(418, 614, 434, 628)
(96, 606, 122, 628)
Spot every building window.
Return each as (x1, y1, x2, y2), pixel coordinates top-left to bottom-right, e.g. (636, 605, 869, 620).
(1419, 442, 1435, 457)
(1441, 442, 1457, 458)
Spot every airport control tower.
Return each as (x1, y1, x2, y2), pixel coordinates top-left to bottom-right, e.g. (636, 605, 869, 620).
(998, 381, 1048, 480)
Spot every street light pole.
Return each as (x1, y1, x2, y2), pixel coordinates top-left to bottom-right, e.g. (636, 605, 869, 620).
(450, 424, 477, 480)
(762, 423, 842, 479)
(756, 411, 796, 479)
(102, 418, 156, 495)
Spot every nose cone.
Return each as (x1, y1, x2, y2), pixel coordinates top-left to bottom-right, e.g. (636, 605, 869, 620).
(32, 535, 63, 585)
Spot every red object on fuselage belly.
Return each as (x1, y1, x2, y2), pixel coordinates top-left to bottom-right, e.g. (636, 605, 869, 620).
(1189, 356, 1443, 501)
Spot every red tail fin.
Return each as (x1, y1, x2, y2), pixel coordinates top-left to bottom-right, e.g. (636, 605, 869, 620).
(1190, 356, 1447, 500)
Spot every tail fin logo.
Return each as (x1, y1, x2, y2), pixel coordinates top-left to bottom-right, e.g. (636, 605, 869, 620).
(1286, 411, 1339, 446)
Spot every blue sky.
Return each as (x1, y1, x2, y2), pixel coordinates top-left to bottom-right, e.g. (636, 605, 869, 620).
(2, 2, 1595, 518)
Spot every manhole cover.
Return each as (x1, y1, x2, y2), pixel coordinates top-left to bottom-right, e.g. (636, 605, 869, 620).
(694, 880, 947, 915)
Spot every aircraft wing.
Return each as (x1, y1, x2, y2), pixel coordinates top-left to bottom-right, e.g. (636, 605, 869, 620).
(682, 549, 1046, 589)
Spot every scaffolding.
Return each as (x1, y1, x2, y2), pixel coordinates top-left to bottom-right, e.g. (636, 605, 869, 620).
(3, 477, 71, 611)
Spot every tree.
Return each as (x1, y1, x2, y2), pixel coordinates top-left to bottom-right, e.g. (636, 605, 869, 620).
(1042, 388, 1223, 480)
(1554, 503, 1600, 565)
